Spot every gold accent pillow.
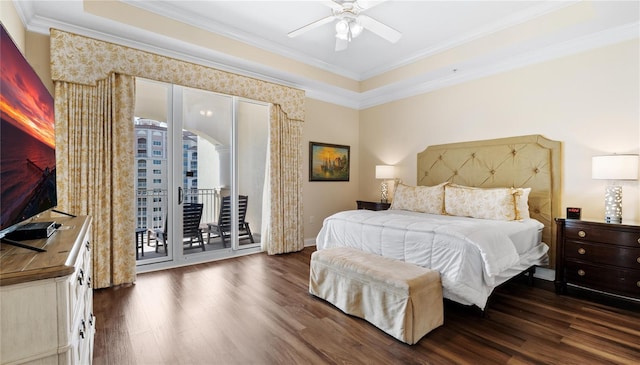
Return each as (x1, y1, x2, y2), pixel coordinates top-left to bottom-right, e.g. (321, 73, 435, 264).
(444, 185, 518, 221)
(514, 187, 531, 220)
(390, 182, 447, 214)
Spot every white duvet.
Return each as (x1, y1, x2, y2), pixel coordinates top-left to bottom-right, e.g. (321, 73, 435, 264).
(315, 209, 548, 309)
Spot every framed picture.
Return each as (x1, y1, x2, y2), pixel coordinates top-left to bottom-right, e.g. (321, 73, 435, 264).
(309, 142, 350, 181)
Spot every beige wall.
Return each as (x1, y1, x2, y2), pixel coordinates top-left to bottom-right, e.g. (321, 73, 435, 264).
(1, 1, 24, 51)
(25, 32, 53, 95)
(1, 3, 53, 95)
(303, 98, 360, 242)
(359, 39, 640, 224)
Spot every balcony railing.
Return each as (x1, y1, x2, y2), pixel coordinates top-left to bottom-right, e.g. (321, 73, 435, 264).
(135, 188, 222, 230)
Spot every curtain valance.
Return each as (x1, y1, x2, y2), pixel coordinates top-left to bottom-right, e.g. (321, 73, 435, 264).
(50, 29, 305, 121)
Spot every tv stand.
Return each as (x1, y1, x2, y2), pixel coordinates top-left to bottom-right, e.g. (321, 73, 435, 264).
(1, 216, 94, 364)
(0, 237, 46, 252)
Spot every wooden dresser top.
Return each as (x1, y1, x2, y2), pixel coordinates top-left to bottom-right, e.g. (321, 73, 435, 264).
(0, 216, 91, 286)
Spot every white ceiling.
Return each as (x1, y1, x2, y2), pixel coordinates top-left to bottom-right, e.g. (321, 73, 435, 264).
(14, 0, 640, 108)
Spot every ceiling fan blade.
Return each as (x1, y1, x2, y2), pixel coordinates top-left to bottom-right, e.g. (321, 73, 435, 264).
(335, 38, 348, 51)
(358, 14, 401, 43)
(323, 0, 344, 12)
(356, 0, 388, 10)
(288, 15, 335, 38)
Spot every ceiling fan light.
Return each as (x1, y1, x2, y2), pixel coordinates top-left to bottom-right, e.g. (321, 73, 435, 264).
(350, 21, 363, 38)
(335, 19, 349, 35)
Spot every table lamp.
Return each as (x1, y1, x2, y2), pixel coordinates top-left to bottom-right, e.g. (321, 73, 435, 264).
(375, 165, 395, 203)
(592, 154, 639, 223)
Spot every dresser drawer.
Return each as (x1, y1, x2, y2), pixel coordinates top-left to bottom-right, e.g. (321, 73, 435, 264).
(565, 223, 640, 247)
(564, 241, 640, 269)
(564, 260, 640, 298)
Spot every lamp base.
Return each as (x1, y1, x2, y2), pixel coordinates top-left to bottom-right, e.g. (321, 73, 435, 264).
(604, 216, 622, 224)
(603, 185, 622, 224)
(380, 181, 389, 204)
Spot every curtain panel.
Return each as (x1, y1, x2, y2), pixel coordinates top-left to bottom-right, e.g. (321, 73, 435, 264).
(55, 73, 136, 288)
(50, 29, 306, 279)
(265, 105, 304, 255)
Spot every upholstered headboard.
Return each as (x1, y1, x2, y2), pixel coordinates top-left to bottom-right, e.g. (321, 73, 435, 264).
(417, 135, 561, 267)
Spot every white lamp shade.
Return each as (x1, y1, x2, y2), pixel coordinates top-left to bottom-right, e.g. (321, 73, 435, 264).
(375, 165, 395, 179)
(592, 155, 639, 180)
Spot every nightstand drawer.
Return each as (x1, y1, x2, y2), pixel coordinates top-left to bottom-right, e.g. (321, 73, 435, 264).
(564, 241, 640, 269)
(564, 260, 640, 298)
(565, 224, 640, 247)
(356, 200, 390, 211)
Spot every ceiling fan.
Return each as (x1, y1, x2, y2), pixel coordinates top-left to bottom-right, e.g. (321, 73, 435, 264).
(287, 0, 402, 51)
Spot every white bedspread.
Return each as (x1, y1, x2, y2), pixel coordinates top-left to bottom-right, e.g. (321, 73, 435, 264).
(315, 209, 548, 309)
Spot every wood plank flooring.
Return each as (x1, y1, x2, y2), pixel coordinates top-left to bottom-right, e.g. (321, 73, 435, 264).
(93, 247, 640, 365)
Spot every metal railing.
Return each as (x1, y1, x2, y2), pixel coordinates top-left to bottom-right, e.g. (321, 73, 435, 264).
(135, 188, 221, 230)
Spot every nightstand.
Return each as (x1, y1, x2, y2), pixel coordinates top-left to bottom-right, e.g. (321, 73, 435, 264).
(555, 218, 640, 300)
(356, 200, 391, 211)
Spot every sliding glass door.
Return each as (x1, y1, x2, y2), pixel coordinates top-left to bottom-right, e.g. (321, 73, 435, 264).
(134, 79, 268, 268)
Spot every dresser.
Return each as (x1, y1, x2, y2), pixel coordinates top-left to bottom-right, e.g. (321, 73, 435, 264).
(356, 200, 391, 211)
(555, 218, 640, 300)
(1, 215, 94, 365)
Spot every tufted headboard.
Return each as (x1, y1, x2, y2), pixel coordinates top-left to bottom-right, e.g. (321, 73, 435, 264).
(417, 135, 561, 267)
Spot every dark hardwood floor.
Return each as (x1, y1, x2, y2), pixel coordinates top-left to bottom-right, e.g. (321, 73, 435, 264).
(93, 247, 640, 365)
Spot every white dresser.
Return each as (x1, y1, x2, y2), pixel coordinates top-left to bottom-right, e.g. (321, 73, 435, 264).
(1, 216, 94, 365)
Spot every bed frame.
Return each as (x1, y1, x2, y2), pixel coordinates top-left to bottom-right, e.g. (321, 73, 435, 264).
(417, 134, 561, 267)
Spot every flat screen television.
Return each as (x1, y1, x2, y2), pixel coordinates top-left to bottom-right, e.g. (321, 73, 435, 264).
(0, 23, 57, 243)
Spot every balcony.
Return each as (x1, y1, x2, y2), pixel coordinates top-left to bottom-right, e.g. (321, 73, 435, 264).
(134, 188, 257, 261)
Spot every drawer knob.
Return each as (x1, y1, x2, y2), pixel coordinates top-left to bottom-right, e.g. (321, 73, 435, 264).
(577, 269, 586, 276)
(79, 319, 86, 339)
(578, 230, 586, 238)
(637, 238, 640, 245)
(77, 269, 84, 286)
(637, 281, 640, 288)
(637, 257, 640, 264)
(578, 248, 586, 255)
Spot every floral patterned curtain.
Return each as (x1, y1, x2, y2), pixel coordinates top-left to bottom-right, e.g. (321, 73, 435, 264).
(263, 104, 304, 254)
(55, 73, 136, 288)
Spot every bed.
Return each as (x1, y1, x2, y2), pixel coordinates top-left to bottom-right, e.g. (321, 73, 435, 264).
(316, 135, 561, 310)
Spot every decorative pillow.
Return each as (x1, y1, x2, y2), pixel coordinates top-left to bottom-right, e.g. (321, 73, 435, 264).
(514, 187, 531, 220)
(444, 185, 518, 221)
(390, 182, 447, 214)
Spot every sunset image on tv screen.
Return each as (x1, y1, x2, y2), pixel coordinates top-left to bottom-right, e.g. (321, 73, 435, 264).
(1, 24, 57, 230)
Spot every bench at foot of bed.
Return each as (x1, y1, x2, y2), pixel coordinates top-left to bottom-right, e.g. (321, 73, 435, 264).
(309, 247, 443, 345)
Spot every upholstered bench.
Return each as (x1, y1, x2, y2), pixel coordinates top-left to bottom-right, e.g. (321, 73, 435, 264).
(309, 247, 443, 345)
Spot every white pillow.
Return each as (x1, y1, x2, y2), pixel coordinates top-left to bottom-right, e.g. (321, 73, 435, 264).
(444, 184, 518, 221)
(390, 182, 447, 215)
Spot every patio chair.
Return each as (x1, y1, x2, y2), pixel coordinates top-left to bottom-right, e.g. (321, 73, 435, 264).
(148, 203, 206, 254)
(207, 195, 254, 247)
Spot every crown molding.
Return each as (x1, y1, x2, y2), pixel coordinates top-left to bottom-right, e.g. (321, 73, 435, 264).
(14, 2, 639, 111)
